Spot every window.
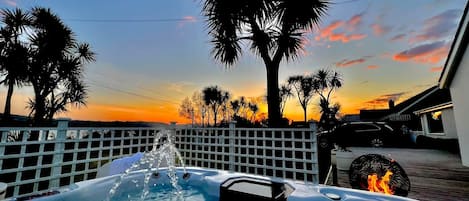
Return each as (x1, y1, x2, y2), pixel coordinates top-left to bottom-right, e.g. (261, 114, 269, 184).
(426, 111, 443, 133)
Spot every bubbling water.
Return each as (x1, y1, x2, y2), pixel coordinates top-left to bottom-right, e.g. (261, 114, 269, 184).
(105, 129, 188, 201)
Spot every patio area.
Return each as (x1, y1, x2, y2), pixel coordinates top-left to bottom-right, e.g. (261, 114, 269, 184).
(333, 147, 469, 201)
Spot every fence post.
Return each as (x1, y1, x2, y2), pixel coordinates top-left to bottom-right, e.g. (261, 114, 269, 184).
(228, 121, 236, 172)
(309, 121, 319, 184)
(169, 122, 177, 143)
(51, 118, 69, 188)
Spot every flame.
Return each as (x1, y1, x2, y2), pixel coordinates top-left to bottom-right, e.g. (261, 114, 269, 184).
(367, 170, 394, 195)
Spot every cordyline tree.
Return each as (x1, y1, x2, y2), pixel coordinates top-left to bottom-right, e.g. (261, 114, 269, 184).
(202, 86, 230, 126)
(27, 7, 95, 123)
(202, 0, 329, 127)
(313, 69, 342, 129)
(288, 75, 315, 122)
(0, 8, 31, 120)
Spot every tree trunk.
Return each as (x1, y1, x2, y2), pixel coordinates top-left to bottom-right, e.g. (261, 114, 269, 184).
(33, 93, 46, 125)
(303, 107, 307, 122)
(3, 81, 14, 120)
(266, 63, 281, 127)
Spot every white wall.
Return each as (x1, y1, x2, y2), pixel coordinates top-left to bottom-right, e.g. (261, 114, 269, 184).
(450, 44, 469, 166)
(442, 108, 458, 139)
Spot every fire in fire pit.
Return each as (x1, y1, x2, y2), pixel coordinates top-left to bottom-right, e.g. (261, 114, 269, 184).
(349, 154, 410, 197)
(367, 170, 393, 195)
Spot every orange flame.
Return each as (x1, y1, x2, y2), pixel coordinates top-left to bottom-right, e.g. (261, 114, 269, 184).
(367, 170, 394, 195)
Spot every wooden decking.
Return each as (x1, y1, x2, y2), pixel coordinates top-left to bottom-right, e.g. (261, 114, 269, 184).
(330, 148, 469, 201)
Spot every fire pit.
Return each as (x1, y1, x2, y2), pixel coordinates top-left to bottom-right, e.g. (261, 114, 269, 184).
(349, 154, 411, 197)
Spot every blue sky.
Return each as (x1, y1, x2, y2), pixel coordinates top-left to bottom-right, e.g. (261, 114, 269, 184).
(0, 0, 467, 123)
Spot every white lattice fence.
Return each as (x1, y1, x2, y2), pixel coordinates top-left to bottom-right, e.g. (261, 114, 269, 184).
(175, 123, 319, 184)
(0, 120, 161, 198)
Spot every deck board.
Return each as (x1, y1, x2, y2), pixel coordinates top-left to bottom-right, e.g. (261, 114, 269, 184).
(330, 148, 469, 201)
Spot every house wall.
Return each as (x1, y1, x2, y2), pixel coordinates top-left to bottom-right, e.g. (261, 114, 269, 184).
(441, 108, 457, 139)
(450, 43, 469, 166)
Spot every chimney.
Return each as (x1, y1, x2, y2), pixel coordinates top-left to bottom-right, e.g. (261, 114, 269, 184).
(388, 99, 395, 110)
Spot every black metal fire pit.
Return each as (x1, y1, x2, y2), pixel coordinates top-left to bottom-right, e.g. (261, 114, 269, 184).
(349, 154, 411, 197)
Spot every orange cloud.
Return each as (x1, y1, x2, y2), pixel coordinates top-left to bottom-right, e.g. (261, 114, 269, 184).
(371, 23, 392, 36)
(336, 58, 366, 67)
(367, 65, 379, 69)
(393, 41, 450, 64)
(364, 92, 407, 107)
(346, 13, 364, 31)
(319, 20, 344, 38)
(430, 66, 443, 72)
(316, 17, 367, 43)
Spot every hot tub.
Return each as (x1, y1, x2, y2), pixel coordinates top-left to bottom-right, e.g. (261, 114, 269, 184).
(21, 167, 416, 201)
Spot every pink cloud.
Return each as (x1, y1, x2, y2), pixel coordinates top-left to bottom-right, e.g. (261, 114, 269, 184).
(367, 65, 379, 69)
(393, 41, 450, 64)
(370, 23, 392, 36)
(336, 58, 366, 67)
(409, 9, 461, 43)
(346, 13, 363, 31)
(319, 20, 344, 38)
(316, 18, 367, 43)
(390, 34, 406, 42)
(178, 15, 197, 27)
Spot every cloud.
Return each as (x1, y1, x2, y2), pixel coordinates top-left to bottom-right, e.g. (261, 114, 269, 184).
(409, 9, 461, 43)
(430, 66, 443, 72)
(364, 92, 407, 106)
(370, 23, 392, 36)
(367, 65, 379, 69)
(336, 57, 366, 67)
(178, 15, 197, 27)
(346, 13, 364, 31)
(390, 34, 406, 42)
(315, 14, 367, 43)
(3, 0, 16, 6)
(393, 40, 450, 64)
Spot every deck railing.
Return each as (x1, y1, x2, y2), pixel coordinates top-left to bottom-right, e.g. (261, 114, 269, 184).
(0, 119, 318, 199)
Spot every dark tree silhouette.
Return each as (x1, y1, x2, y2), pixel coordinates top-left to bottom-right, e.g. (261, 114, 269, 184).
(288, 75, 315, 122)
(313, 69, 343, 130)
(202, 0, 329, 127)
(27, 7, 95, 123)
(0, 8, 31, 120)
(279, 83, 293, 118)
(202, 86, 230, 126)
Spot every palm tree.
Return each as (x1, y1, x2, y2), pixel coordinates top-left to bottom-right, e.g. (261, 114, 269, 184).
(0, 8, 31, 120)
(27, 7, 95, 123)
(313, 69, 343, 129)
(202, 86, 229, 126)
(249, 103, 259, 122)
(202, 0, 329, 127)
(279, 83, 293, 117)
(288, 75, 315, 122)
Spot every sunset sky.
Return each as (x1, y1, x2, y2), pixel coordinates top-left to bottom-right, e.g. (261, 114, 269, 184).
(0, 0, 467, 124)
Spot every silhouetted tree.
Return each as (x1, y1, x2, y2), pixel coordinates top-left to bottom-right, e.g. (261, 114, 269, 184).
(178, 96, 195, 124)
(279, 83, 293, 118)
(288, 75, 315, 122)
(202, 0, 330, 126)
(27, 7, 95, 123)
(0, 8, 31, 120)
(313, 69, 343, 130)
(249, 102, 259, 122)
(202, 86, 230, 126)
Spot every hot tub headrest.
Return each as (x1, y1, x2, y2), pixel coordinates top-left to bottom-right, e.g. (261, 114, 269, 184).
(219, 177, 294, 201)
